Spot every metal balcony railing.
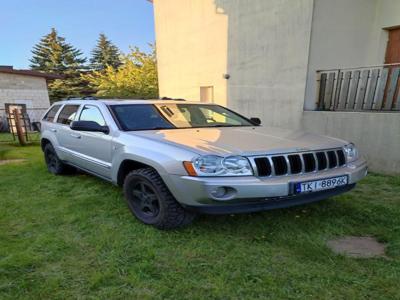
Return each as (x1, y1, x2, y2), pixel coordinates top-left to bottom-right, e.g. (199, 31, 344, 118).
(316, 63, 400, 112)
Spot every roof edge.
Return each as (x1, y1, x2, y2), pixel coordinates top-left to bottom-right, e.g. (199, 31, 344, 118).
(0, 67, 63, 80)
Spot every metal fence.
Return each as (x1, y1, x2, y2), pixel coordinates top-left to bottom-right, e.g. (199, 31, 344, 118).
(0, 108, 45, 143)
(316, 63, 400, 111)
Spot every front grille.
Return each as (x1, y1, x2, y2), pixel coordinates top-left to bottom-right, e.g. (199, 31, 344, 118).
(254, 157, 272, 176)
(272, 156, 288, 175)
(288, 154, 302, 174)
(251, 148, 346, 177)
(316, 152, 327, 170)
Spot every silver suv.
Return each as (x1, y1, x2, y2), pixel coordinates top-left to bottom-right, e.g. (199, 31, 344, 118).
(40, 99, 367, 229)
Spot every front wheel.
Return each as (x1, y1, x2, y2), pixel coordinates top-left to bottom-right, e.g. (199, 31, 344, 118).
(123, 168, 196, 230)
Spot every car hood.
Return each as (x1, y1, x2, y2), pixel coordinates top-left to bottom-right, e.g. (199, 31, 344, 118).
(130, 126, 347, 156)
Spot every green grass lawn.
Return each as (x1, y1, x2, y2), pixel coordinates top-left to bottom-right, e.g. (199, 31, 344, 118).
(0, 132, 40, 144)
(1, 145, 399, 299)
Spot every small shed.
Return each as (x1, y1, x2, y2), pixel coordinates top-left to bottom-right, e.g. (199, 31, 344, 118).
(0, 66, 61, 131)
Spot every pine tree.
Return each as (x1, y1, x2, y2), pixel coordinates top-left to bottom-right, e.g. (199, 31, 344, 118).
(30, 28, 86, 72)
(30, 28, 88, 100)
(90, 33, 121, 70)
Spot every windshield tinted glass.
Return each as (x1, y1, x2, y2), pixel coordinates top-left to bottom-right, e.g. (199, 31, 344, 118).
(110, 103, 253, 131)
(111, 104, 174, 131)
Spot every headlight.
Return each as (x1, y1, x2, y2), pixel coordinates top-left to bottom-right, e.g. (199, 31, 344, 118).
(185, 155, 253, 176)
(343, 143, 358, 163)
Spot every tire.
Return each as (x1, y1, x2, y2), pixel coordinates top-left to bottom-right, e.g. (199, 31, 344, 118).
(123, 168, 196, 230)
(44, 143, 72, 175)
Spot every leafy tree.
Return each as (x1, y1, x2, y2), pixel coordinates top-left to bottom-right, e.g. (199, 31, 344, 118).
(83, 45, 158, 99)
(30, 28, 88, 100)
(90, 33, 121, 70)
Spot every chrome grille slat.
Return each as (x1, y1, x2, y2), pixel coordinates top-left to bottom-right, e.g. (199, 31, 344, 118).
(324, 152, 329, 170)
(284, 155, 291, 174)
(267, 156, 275, 176)
(250, 148, 346, 178)
(313, 152, 319, 172)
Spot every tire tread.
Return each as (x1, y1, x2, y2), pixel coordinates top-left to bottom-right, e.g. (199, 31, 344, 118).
(124, 168, 196, 229)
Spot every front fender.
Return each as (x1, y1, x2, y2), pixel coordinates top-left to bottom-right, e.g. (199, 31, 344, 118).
(110, 141, 197, 190)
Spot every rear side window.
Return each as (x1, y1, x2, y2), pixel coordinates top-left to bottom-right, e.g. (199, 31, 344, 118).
(56, 105, 80, 125)
(43, 105, 61, 122)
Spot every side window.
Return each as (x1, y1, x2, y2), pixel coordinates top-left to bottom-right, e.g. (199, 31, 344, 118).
(56, 105, 80, 125)
(79, 105, 106, 126)
(43, 105, 61, 122)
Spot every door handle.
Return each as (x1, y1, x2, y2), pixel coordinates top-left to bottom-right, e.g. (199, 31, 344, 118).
(50, 128, 57, 132)
(70, 133, 81, 139)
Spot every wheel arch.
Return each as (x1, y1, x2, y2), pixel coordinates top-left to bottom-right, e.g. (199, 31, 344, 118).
(41, 138, 52, 151)
(116, 159, 157, 186)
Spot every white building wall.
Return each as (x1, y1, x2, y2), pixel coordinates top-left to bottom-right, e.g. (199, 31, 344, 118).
(218, 0, 314, 130)
(153, 0, 228, 105)
(0, 73, 51, 126)
(302, 0, 400, 174)
(152, 0, 400, 174)
(305, 0, 400, 109)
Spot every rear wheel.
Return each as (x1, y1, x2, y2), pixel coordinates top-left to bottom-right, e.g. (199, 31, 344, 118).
(123, 168, 196, 229)
(44, 143, 73, 175)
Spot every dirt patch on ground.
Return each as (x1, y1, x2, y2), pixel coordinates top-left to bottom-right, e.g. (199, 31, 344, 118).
(0, 159, 26, 165)
(327, 236, 387, 258)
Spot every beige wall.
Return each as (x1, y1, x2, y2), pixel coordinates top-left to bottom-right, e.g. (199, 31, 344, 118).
(154, 0, 314, 129)
(153, 0, 228, 105)
(302, 111, 400, 174)
(152, 0, 400, 174)
(301, 0, 400, 174)
(218, 0, 313, 129)
(0, 73, 51, 123)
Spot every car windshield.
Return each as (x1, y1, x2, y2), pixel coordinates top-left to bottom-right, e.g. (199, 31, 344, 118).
(110, 103, 254, 131)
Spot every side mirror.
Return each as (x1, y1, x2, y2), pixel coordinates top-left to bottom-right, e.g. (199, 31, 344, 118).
(250, 117, 261, 126)
(70, 121, 109, 134)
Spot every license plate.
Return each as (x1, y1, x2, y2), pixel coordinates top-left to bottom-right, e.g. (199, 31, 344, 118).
(295, 175, 348, 194)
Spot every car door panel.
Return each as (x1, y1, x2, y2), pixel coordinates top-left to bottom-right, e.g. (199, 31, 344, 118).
(54, 104, 81, 162)
(67, 105, 113, 179)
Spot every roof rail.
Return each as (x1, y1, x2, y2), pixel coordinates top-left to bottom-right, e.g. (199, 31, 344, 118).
(160, 97, 186, 101)
(65, 96, 98, 100)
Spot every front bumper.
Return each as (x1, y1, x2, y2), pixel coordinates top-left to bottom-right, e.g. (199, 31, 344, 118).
(166, 158, 367, 213)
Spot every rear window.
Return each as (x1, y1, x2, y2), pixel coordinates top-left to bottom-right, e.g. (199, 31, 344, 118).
(43, 105, 61, 122)
(56, 105, 80, 125)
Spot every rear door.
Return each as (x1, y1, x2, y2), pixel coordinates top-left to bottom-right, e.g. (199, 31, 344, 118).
(54, 104, 81, 161)
(67, 104, 113, 179)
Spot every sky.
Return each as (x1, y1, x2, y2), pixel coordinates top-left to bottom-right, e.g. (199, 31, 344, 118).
(0, 0, 155, 69)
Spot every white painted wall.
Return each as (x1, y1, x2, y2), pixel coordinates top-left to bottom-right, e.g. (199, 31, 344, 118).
(153, 0, 228, 105)
(301, 0, 400, 174)
(152, 0, 400, 174)
(216, 0, 314, 129)
(0, 73, 51, 125)
(302, 111, 400, 174)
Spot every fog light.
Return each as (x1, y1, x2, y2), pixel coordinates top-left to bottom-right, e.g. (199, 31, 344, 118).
(211, 187, 227, 198)
(209, 186, 237, 200)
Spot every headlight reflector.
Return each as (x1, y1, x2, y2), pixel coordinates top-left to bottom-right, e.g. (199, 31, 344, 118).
(193, 155, 224, 175)
(343, 143, 358, 163)
(188, 155, 253, 176)
(222, 156, 252, 174)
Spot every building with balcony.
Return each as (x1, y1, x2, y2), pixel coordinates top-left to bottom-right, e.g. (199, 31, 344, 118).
(151, 0, 400, 174)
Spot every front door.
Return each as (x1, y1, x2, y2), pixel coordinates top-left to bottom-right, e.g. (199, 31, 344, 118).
(67, 104, 112, 179)
(385, 28, 400, 64)
(384, 28, 400, 109)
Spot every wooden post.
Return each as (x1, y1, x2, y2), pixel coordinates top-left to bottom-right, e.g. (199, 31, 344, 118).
(13, 109, 26, 146)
